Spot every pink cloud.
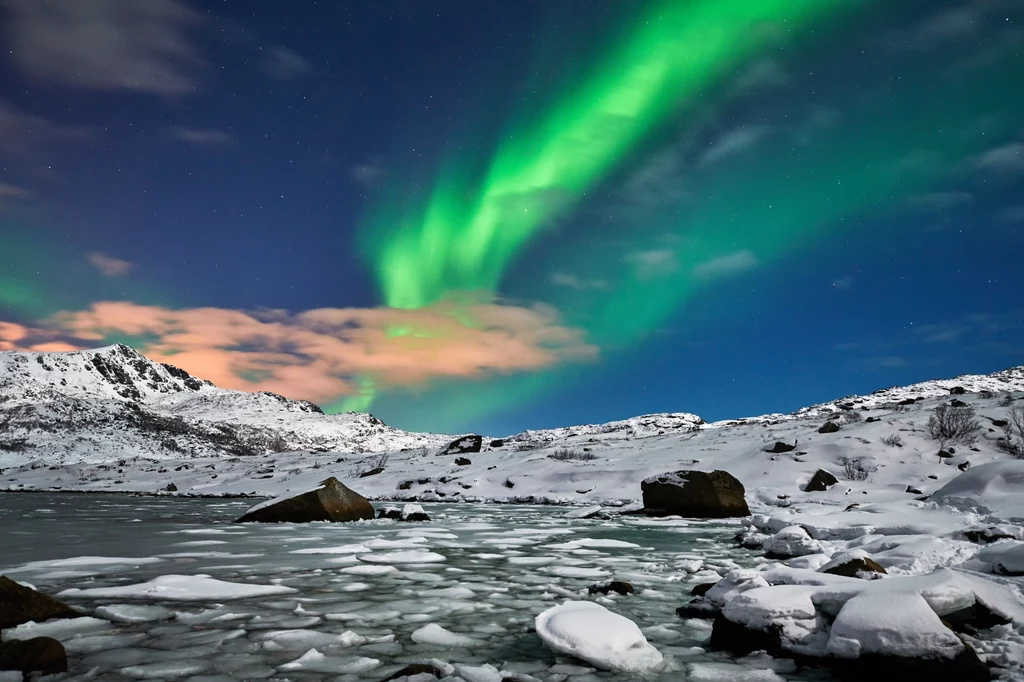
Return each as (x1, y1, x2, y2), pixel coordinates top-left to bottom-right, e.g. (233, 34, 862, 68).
(30, 299, 597, 403)
(87, 252, 134, 277)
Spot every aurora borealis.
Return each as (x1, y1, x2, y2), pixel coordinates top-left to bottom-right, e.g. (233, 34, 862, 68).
(1, 1, 1023, 433)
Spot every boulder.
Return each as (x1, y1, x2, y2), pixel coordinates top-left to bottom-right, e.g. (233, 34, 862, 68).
(821, 554, 888, 580)
(400, 503, 430, 522)
(763, 526, 821, 558)
(0, 576, 80, 629)
(588, 580, 635, 596)
(949, 386, 967, 395)
(489, 439, 504, 448)
(377, 506, 402, 520)
(164, 482, 177, 492)
(454, 457, 471, 466)
(675, 597, 719, 619)
(765, 441, 796, 454)
(236, 477, 374, 523)
(358, 466, 385, 478)
(805, 469, 839, 492)
(641, 470, 750, 518)
(691, 582, 716, 596)
(0, 637, 68, 675)
(818, 421, 841, 434)
(906, 486, 923, 495)
(443, 434, 482, 454)
(383, 662, 444, 680)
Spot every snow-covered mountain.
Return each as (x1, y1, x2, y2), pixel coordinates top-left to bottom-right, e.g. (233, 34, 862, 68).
(0, 344, 451, 465)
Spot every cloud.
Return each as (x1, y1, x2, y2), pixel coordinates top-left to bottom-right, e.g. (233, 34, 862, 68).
(0, 184, 29, 199)
(18, 299, 596, 404)
(977, 143, 1024, 173)
(0, 321, 78, 352)
(732, 60, 789, 95)
(4, 0, 201, 95)
(692, 250, 759, 281)
(832, 276, 854, 291)
(550, 272, 611, 291)
(997, 206, 1024, 223)
(86, 253, 134, 277)
(350, 161, 386, 187)
(0, 101, 92, 156)
(905, 191, 973, 211)
(172, 128, 234, 144)
(627, 249, 679, 280)
(263, 47, 312, 79)
(698, 126, 771, 167)
(861, 356, 908, 370)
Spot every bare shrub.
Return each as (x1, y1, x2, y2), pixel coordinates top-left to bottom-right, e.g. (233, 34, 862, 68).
(1000, 394, 1017, 407)
(880, 434, 904, 448)
(357, 452, 389, 475)
(548, 448, 597, 462)
(842, 410, 863, 424)
(927, 404, 980, 447)
(839, 454, 875, 482)
(882, 402, 909, 413)
(997, 404, 1024, 459)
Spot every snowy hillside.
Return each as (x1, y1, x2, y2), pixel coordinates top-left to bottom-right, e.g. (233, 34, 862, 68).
(0, 344, 450, 467)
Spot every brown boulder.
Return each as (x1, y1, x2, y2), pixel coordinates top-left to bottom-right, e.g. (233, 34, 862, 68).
(823, 557, 888, 579)
(0, 576, 80, 630)
(642, 470, 750, 518)
(805, 469, 839, 492)
(236, 477, 374, 523)
(0, 637, 68, 675)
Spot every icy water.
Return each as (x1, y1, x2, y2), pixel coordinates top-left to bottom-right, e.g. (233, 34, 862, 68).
(0, 493, 830, 681)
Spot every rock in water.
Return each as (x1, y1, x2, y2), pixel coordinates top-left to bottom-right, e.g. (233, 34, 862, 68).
(0, 576, 80, 629)
(535, 601, 664, 673)
(805, 469, 839, 492)
(236, 477, 374, 523)
(641, 470, 750, 518)
(0, 637, 68, 675)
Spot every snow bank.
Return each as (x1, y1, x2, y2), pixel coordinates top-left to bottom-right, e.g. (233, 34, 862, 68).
(534, 601, 664, 673)
(932, 460, 1024, 521)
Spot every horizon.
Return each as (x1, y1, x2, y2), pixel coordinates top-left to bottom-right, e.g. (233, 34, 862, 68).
(1, 0, 1022, 435)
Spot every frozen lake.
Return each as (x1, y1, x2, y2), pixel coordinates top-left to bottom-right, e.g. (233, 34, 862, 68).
(0, 493, 833, 681)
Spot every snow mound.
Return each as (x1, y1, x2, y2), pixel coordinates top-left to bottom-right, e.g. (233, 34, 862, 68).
(827, 591, 963, 659)
(534, 601, 664, 673)
(932, 460, 1024, 521)
(57, 574, 297, 601)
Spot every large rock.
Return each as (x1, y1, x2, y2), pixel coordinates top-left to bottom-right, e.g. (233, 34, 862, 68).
(805, 469, 839, 492)
(0, 576, 80, 630)
(641, 470, 750, 518)
(442, 434, 482, 454)
(236, 477, 374, 523)
(818, 421, 841, 434)
(0, 637, 68, 675)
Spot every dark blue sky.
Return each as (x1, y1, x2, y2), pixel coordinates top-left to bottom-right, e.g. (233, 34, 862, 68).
(1, 0, 1022, 435)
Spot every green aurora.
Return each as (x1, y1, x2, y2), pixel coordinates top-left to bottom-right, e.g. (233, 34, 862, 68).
(363, 0, 858, 311)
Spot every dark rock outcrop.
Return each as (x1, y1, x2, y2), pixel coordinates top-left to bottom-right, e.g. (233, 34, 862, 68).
(443, 434, 482, 454)
(765, 441, 796, 454)
(236, 477, 374, 523)
(358, 466, 385, 478)
(455, 457, 471, 466)
(906, 486, 923, 495)
(0, 637, 68, 675)
(642, 470, 750, 518)
(588, 580, 634, 596)
(818, 421, 841, 434)
(377, 506, 402, 520)
(805, 469, 839, 492)
(0, 576, 80, 630)
(691, 582, 716, 596)
(949, 386, 967, 395)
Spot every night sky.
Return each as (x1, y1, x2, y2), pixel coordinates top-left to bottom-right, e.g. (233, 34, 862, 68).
(1, 0, 1022, 435)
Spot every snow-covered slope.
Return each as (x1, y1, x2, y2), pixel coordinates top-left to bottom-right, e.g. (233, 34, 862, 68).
(0, 344, 450, 466)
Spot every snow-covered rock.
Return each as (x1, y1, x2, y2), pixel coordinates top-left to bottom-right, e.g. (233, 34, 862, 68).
(534, 601, 664, 673)
(932, 460, 1024, 522)
(763, 526, 822, 558)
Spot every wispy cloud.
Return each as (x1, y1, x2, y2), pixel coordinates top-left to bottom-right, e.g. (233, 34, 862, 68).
(86, 253, 134, 277)
(698, 126, 771, 167)
(997, 206, 1024, 223)
(263, 46, 312, 80)
(7, 300, 597, 404)
(831, 275, 855, 291)
(172, 128, 234, 145)
(0, 184, 30, 199)
(977, 142, 1024, 173)
(627, 249, 679, 280)
(350, 161, 386, 187)
(4, 0, 201, 95)
(692, 250, 759, 281)
(0, 101, 92, 156)
(550, 272, 611, 291)
(905, 191, 973, 211)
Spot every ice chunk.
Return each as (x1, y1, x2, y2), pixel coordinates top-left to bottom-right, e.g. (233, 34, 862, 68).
(2, 616, 112, 641)
(359, 550, 446, 564)
(57, 574, 297, 601)
(534, 601, 664, 673)
(94, 604, 173, 623)
(278, 648, 381, 673)
(410, 623, 479, 647)
(119, 661, 210, 678)
(688, 661, 786, 682)
(544, 566, 610, 579)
